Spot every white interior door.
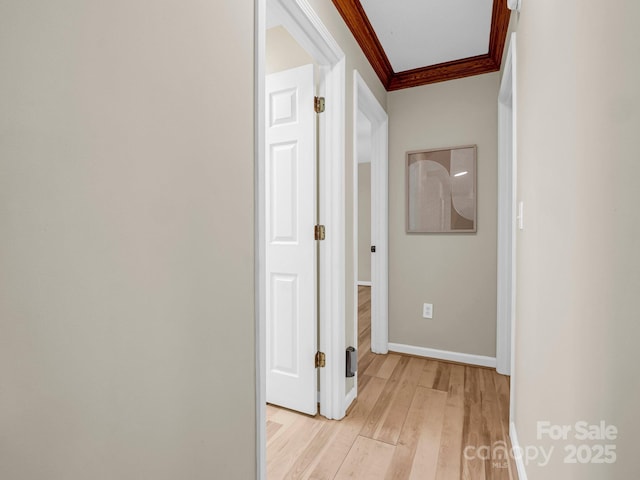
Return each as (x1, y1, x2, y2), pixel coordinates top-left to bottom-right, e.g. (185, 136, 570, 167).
(265, 64, 317, 415)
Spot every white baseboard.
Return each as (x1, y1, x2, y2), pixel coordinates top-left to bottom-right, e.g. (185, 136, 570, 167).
(344, 385, 356, 412)
(357, 281, 372, 286)
(387, 343, 497, 368)
(510, 422, 528, 480)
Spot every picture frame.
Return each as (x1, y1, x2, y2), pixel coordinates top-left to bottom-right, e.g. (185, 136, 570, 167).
(406, 145, 477, 233)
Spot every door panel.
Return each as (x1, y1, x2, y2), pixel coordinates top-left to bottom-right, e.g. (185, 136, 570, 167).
(265, 64, 317, 415)
(270, 274, 298, 375)
(270, 143, 298, 243)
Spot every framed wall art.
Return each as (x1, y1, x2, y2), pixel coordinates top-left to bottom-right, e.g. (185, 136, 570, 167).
(406, 145, 477, 233)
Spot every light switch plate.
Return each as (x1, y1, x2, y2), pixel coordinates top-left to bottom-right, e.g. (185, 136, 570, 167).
(517, 201, 524, 230)
(422, 303, 433, 319)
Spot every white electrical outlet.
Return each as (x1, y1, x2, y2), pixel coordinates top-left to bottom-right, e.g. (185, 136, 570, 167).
(517, 201, 524, 230)
(422, 303, 433, 319)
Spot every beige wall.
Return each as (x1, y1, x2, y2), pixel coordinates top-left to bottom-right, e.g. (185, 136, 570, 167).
(358, 163, 372, 283)
(512, 1, 640, 478)
(387, 73, 499, 357)
(0, 1, 256, 479)
(266, 26, 315, 75)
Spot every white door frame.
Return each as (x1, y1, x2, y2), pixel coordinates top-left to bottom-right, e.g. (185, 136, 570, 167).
(353, 71, 389, 367)
(256, 2, 346, 478)
(497, 33, 517, 383)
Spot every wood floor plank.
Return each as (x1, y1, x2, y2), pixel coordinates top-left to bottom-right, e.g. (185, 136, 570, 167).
(435, 364, 465, 479)
(407, 388, 449, 480)
(362, 353, 388, 377)
(358, 322, 371, 341)
(267, 420, 283, 442)
(492, 372, 518, 479)
(461, 367, 487, 480)
(358, 303, 371, 322)
(358, 336, 371, 354)
(358, 373, 373, 393)
(360, 356, 409, 440)
(358, 286, 371, 307)
(267, 414, 327, 479)
(357, 285, 373, 375)
(358, 339, 374, 374)
(283, 421, 336, 479)
(417, 359, 438, 389)
(267, 404, 301, 425)
(358, 286, 371, 336)
(447, 364, 466, 404)
(375, 353, 402, 380)
(385, 387, 447, 480)
(267, 403, 281, 421)
(374, 357, 424, 445)
(267, 405, 308, 446)
(493, 372, 512, 438)
(306, 376, 388, 480)
(334, 436, 395, 480)
(479, 369, 516, 480)
(433, 361, 452, 392)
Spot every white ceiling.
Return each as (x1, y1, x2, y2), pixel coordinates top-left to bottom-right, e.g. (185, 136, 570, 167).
(360, 0, 494, 72)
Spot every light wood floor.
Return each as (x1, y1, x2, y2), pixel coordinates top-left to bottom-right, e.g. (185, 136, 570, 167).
(267, 286, 518, 480)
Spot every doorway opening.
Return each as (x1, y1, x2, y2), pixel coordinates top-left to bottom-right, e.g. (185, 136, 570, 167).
(256, 1, 346, 478)
(351, 71, 389, 407)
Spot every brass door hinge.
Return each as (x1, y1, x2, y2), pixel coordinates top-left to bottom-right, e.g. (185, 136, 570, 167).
(314, 96, 325, 113)
(314, 225, 326, 241)
(315, 351, 326, 368)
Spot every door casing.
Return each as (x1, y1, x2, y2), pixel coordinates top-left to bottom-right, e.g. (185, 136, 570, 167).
(350, 71, 389, 407)
(497, 32, 517, 409)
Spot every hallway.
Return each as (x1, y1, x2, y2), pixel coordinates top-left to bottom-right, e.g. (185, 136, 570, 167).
(266, 287, 518, 479)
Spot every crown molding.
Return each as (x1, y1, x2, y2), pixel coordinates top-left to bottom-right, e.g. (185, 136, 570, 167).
(332, 0, 511, 91)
